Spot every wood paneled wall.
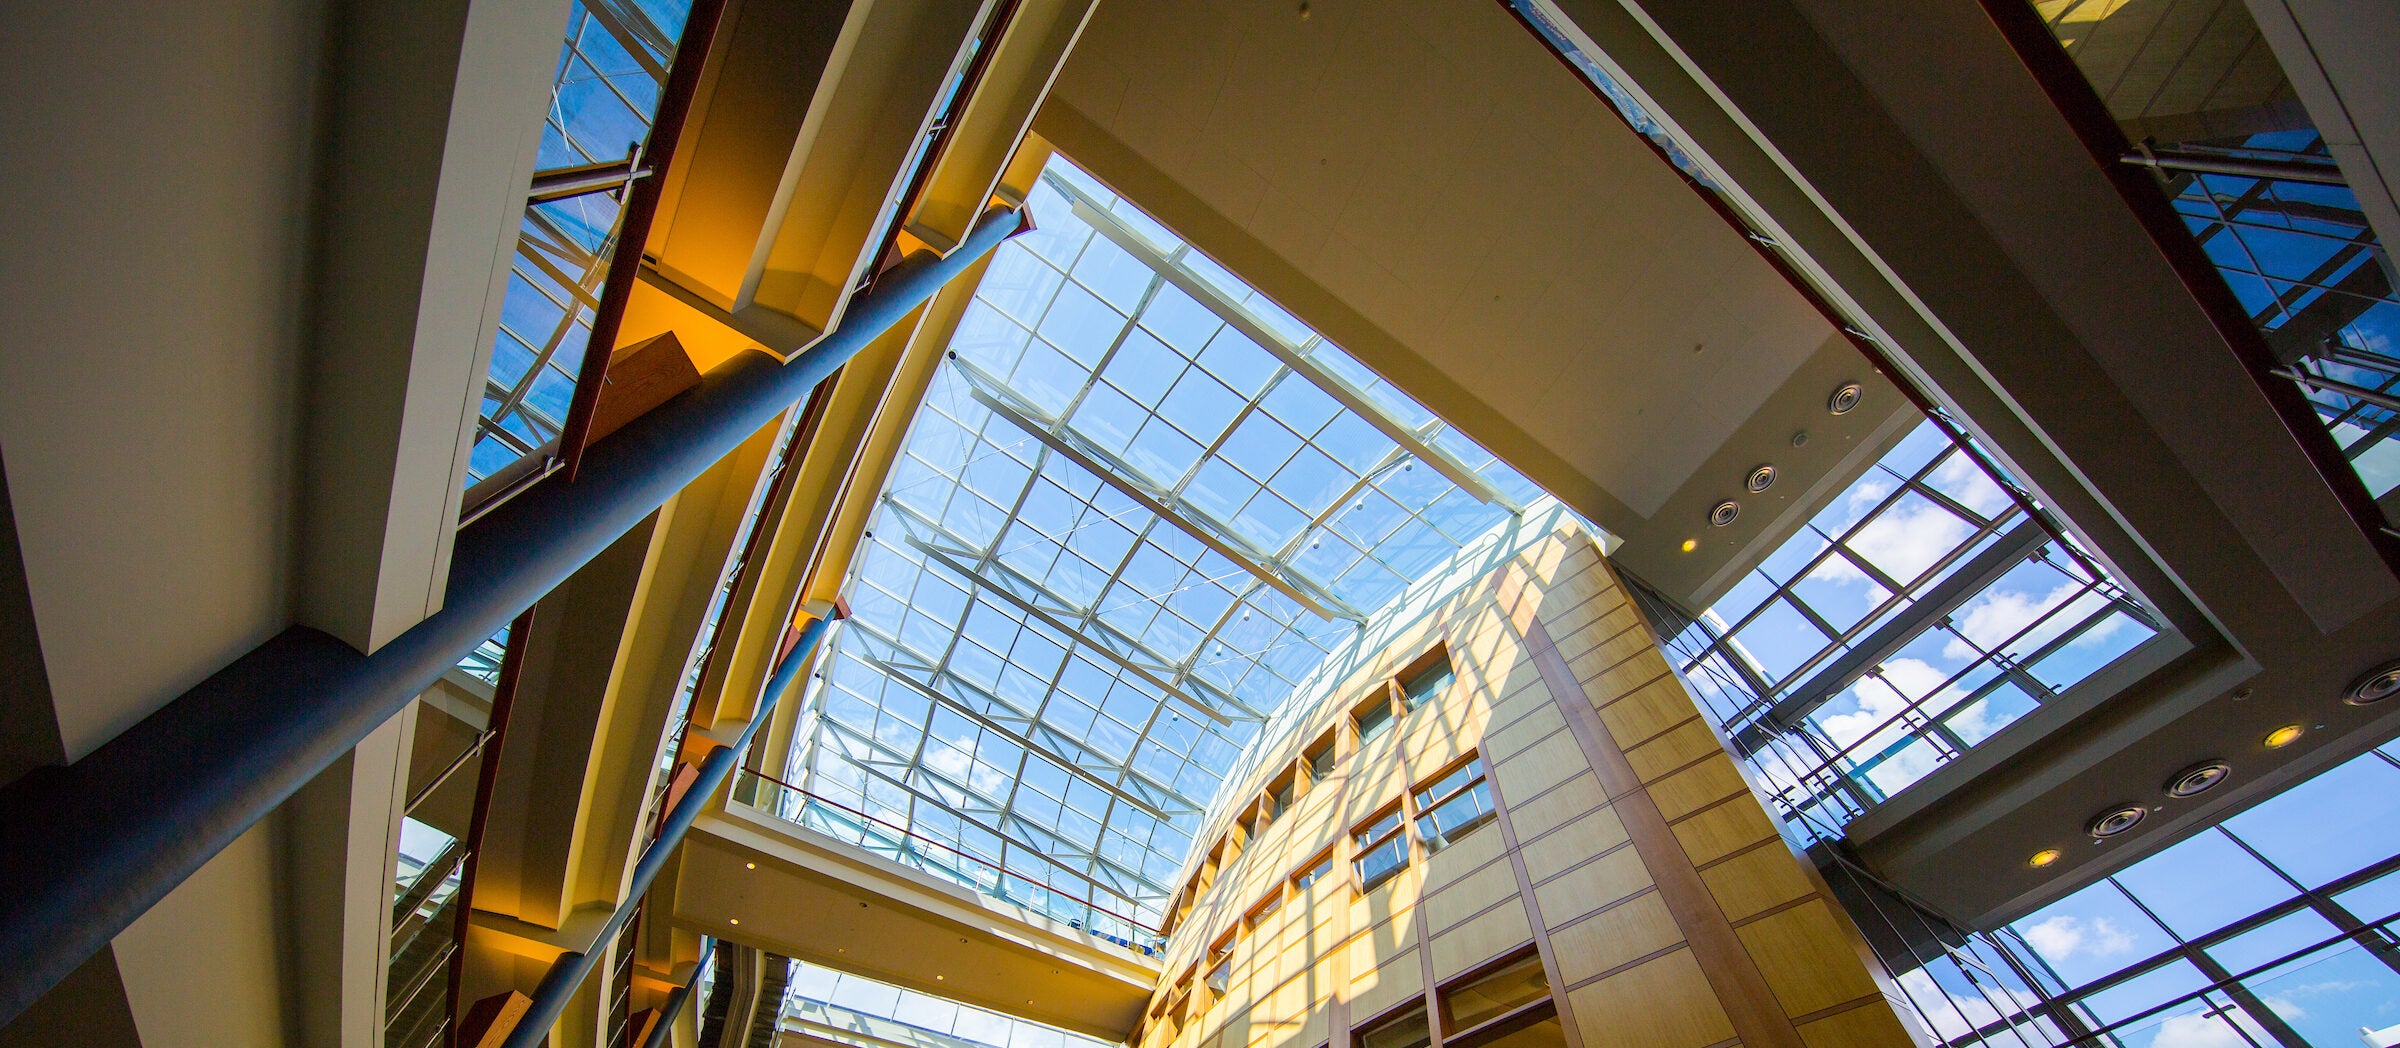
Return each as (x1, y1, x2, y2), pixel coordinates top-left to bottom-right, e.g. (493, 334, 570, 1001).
(1138, 529, 1929, 1048)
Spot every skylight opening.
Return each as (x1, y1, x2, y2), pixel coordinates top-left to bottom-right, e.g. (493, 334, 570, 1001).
(761, 153, 1546, 944)
(1654, 419, 2162, 836)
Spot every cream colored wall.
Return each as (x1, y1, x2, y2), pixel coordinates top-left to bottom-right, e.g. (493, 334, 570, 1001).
(1136, 525, 1932, 1048)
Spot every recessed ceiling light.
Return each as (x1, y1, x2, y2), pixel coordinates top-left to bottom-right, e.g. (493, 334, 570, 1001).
(1829, 383, 1864, 415)
(1709, 500, 1740, 527)
(2087, 805, 2146, 839)
(2265, 724, 2304, 748)
(729, 918, 741, 925)
(1680, 538, 1698, 553)
(2346, 659, 2400, 706)
(745, 862, 757, 870)
(2166, 760, 2230, 798)
(1746, 464, 1776, 493)
(936, 974, 946, 981)
(2028, 848, 2061, 868)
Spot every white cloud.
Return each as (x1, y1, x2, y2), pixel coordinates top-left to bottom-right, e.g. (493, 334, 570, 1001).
(2148, 1000, 2297, 1048)
(1943, 579, 2117, 662)
(1848, 496, 1975, 584)
(2020, 915, 2138, 962)
(1894, 967, 2047, 1040)
(1930, 452, 2014, 518)
(926, 737, 1011, 799)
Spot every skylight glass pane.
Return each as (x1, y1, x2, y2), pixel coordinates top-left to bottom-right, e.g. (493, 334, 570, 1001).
(1664, 418, 2160, 835)
(766, 154, 1544, 945)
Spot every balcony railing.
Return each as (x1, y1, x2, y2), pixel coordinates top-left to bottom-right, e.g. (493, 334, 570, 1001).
(734, 769, 1164, 958)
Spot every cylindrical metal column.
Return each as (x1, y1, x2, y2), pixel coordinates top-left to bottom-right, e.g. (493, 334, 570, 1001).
(0, 207, 1022, 1026)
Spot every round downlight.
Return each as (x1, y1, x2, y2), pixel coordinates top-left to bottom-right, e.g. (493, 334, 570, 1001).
(2166, 761, 2231, 799)
(2087, 805, 2147, 839)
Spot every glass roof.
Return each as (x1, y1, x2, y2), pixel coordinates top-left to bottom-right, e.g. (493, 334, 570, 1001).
(1654, 420, 2159, 835)
(465, 0, 696, 488)
(777, 156, 1542, 937)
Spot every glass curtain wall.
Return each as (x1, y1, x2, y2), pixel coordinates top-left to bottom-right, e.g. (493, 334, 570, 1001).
(1865, 737, 2400, 1048)
(1654, 420, 2158, 830)
(464, 0, 698, 493)
(2028, 0, 2400, 516)
(756, 156, 1543, 948)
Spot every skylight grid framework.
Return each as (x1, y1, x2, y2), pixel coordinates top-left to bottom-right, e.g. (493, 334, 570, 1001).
(2020, 0, 2400, 534)
(1656, 421, 2158, 830)
(1844, 737, 2400, 1048)
(464, 0, 695, 491)
(777, 156, 1541, 930)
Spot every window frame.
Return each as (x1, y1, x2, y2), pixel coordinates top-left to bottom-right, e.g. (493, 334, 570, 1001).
(1397, 645, 1457, 712)
(1352, 801, 1412, 892)
(1411, 754, 1496, 855)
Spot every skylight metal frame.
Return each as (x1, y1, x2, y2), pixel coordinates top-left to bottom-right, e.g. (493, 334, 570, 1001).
(776, 157, 1545, 926)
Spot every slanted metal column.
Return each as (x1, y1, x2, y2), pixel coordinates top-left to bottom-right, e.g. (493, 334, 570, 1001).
(0, 207, 1024, 1027)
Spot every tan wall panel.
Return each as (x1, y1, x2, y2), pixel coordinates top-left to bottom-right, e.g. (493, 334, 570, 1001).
(1483, 680, 1554, 738)
(1595, 676, 1699, 750)
(1547, 891, 1681, 986)
(1423, 856, 1519, 934)
(1622, 718, 1722, 784)
(1583, 649, 1674, 713)
(1421, 821, 1508, 893)
(1505, 773, 1608, 844)
(1348, 952, 1423, 1022)
(1698, 844, 1815, 923)
(1531, 843, 1649, 927)
(1351, 865, 1421, 933)
(1540, 592, 1614, 649)
(1668, 795, 1782, 867)
(1563, 948, 1735, 1048)
(1648, 754, 1748, 822)
(1520, 805, 1632, 883)
(1482, 700, 1566, 763)
(1563, 623, 1650, 684)
(1429, 898, 1533, 980)
(1734, 899, 1883, 1017)
(1492, 730, 1586, 805)
(1796, 1003, 1924, 1048)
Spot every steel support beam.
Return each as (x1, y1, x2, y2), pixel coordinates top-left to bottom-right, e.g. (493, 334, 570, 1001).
(963, 385, 1360, 621)
(2120, 146, 2348, 188)
(1058, 193, 1517, 511)
(1736, 520, 2047, 750)
(0, 207, 1024, 1027)
(504, 613, 834, 1048)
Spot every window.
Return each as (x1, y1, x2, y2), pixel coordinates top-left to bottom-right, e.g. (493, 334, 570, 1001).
(1355, 692, 1399, 746)
(1293, 849, 1335, 891)
(1269, 769, 1297, 817)
(1440, 948, 1551, 1032)
(1414, 757, 1495, 853)
(1205, 930, 1235, 993)
(1305, 730, 1339, 781)
(1400, 650, 1455, 711)
(1246, 890, 1283, 930)
(1356, 1004, 1432, 1048)
(1354, 806, 1411, 890)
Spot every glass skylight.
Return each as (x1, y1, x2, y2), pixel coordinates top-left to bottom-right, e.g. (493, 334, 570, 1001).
(464, 0, 697, 491)
(763, 156, 1541, 942)
(1655, 420, 2161, 834)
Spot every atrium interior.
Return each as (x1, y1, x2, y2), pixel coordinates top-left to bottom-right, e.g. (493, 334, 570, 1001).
(4, 0, 2400, 1047)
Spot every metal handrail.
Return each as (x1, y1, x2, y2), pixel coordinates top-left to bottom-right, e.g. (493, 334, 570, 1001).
(736, 768, 1165, 945)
